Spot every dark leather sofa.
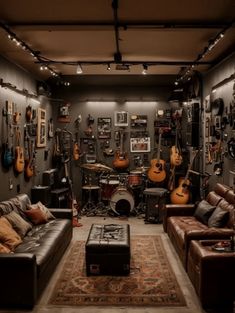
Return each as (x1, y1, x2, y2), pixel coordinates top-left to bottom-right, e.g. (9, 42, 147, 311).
(163, 183, 235, 269)
(0, 193, 73, 309)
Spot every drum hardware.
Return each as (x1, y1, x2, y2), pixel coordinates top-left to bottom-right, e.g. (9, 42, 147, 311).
(81, 184, 100, 214)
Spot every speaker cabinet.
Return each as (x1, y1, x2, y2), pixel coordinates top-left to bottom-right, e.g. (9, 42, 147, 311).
(186, 122, 199, 147)
(31, 186, 51, 206)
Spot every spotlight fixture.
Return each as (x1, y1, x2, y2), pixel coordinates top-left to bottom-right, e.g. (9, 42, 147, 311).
(142, 64, 148, 75)
(76, 64, 83, 74)
(107, 63, 111, 71)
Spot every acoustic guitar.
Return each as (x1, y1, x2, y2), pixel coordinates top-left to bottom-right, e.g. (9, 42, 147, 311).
(147, 128, 166, 183)
(14, 128, 24, 173)
(113, 130, 129, 169)
(170, 121, 182, 167)
(170, 150, 198, 204)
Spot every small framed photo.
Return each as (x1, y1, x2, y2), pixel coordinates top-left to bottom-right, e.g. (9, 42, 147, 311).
(114, 111, 128, 127)
(130, 137, 151, 153)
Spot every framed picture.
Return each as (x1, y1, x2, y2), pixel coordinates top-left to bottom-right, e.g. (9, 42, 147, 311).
(97, 117, 111, 139)
(36, 108, 47, 147)
(130, 137, 151, 152)
(114, 111, 128, 127)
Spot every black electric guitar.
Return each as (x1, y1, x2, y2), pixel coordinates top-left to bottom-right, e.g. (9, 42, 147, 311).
(148, 128, 166, 182)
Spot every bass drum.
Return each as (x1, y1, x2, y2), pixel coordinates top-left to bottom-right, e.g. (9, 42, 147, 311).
(110, 187, 134, 216)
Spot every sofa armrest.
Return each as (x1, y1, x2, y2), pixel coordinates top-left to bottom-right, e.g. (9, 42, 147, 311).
(49, 208, 73, 219)
(0, 253, 37, 308)
(163, 204, 196, 232)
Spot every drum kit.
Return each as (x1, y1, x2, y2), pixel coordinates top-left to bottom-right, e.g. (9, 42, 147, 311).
(80, 162, 149, 216)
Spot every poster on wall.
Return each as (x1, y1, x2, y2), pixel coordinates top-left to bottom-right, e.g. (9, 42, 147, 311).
(36, 108, 47, 147)
(130, 137, 151, 152)
(114, 111, 128, 127)
(97, 117, 111, 139)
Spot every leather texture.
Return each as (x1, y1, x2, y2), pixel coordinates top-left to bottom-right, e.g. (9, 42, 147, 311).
(188, 240, 235, 310)
(86, 224, 130, 275)
(164, 183, 235, 269)
(0, 194, 72, 309)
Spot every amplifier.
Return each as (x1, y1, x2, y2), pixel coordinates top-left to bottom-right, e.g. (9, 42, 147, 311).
(42, 169, 57, 186)
(31, 186, 51, 206)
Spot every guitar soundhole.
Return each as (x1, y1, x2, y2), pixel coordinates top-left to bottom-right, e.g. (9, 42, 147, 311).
(156, 163, 162, 170)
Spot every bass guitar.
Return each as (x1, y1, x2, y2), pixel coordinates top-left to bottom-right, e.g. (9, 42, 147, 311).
(170, 150, 198, 204)
(113, 130, 129, 169)
(147, 128, 166, 182)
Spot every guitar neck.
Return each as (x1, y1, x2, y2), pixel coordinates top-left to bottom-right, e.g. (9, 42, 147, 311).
(156, 131, 162, 162)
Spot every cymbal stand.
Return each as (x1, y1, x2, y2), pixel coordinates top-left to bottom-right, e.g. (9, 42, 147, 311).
(135, 174, 147, 215)
(95, 172, 109, 216)
(81, 174, 97, 216)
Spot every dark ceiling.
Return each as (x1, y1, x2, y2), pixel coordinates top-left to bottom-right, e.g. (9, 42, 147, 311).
(0, 0, 235, 86)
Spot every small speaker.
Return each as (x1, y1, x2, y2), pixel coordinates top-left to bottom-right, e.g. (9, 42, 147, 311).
(42, 169, 57, 186)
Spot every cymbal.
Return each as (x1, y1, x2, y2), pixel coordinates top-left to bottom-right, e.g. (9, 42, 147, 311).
(135, 166, 150, 173)
(81, 163, 113, 172)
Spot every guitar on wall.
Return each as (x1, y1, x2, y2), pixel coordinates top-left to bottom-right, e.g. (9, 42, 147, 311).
(2, 101, 14, 169)
(14, 128, 24, 173)
(147, 128, 166, 183)
(170, 150, 198, 204)
(113, 130, 129, 169)
(73, 114, 82, 161)
(24, 138, 35, 179)
(168, 120, 183, 191)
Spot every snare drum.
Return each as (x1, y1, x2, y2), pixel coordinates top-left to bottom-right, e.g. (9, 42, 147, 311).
(100, 178, 119, 200)
(128, 170, 143, 187)
(110, 187, 134, 216)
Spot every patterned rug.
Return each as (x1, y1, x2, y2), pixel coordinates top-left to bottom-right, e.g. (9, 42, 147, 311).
(48, 235, 186, 307)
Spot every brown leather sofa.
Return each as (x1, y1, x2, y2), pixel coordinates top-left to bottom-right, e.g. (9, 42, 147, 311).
(0, 193, 73, 309)
(163, 183, 235, 269)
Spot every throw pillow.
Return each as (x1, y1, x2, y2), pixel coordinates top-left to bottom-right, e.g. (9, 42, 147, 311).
(4, 211, 32, 238)
(194, 200, 216, 225)
(0, 217, 22, 250)
(0, 242, 11, 253)
(208, 205, 229, 228)
(28, 202, 55, 220)
(24, 207, 48, 225)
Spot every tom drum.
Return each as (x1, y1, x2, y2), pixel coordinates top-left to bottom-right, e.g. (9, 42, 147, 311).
(100, 178, 119, 200)
(128, 170, 143, 187)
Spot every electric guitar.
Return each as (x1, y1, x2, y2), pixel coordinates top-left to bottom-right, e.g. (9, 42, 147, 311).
(147, 128, 166, 182)
(73, 115, 81, 161)
(113, 130, 129, 169)
(25, 139, 35, 178)
(170, 150, 198, 204)
(14, 128, 24, 173)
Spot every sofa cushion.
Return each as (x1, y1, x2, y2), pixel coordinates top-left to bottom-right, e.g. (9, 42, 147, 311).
(194, 200, 216, 225)
(4, 211, 32, 238)
(0, 217, 22, 250)
(28, 202, 55, 220)
(0, 243, 11, 253)
(208, 205, 230, 228)
(24, 208, 48, 225)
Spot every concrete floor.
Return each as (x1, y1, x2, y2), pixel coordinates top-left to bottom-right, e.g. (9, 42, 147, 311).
(0, 216, 208, 313)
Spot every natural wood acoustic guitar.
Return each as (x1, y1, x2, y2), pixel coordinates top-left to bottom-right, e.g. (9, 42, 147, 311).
(147, 128, 166, 183)
(170, 150, 198, 204)
(14, 128, 24, 173)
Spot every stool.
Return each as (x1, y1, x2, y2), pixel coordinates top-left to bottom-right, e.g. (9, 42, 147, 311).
(85, 223, 130, 276)
(143, 187, 168, 223)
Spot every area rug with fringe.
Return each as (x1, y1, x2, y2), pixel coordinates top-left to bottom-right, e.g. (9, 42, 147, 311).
(48, 235, 186, 307)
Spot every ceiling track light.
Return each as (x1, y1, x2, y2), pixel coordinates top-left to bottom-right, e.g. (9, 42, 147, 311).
(142, 64, 148, 75)
(107, 63, 111, 70)
(76, 64, 83, 74)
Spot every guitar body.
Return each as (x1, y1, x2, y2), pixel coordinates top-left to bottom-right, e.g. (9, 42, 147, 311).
(15, 146, 24, 173)
(147, 158, 166, 182)
(170, 177, 190, 204)
(25, 159, 34, 178)
(73, 142, 80, 161)
(170, 145, 182, 166)
(2, 143, 13, 168)
(113, 151, 130, 169)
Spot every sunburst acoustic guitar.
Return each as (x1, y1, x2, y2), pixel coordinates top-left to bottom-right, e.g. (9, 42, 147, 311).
(113, 130, 129, 169)
(147, 128, 166, 183)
